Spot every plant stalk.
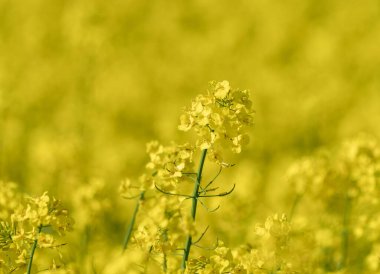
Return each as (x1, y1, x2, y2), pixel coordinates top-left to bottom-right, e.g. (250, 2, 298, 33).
(340, 194, 351, 269)
(122, 191, 145, 251)
(181, 149, 207, 270)
(27, 225, 42, 274)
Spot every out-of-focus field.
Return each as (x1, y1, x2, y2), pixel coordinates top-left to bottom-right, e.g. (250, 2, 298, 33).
(1, 0, 380, 273)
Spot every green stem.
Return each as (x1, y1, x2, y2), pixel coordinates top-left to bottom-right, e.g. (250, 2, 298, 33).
(27, 225, 42, 274)
(144, 246, 153, 273)
(181, 149, 207, 271)
(340, 194, 351, 269)
(163, 252, 167, 273)
(122, 191, 145, 251)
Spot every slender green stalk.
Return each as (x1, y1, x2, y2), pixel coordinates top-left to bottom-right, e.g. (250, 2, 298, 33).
(122, 191, 145, 251)
(340, 194, 351, 269)
(162, 230, 168, 273)
(163, 252, 167, 273)
(143, 246, 153, 273)
(181, 149, 207, 271)
(27, 225, 42, 274)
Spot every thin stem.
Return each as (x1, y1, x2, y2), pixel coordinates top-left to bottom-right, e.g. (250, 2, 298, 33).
(27, 225, 42, 274)
(198, 199, 220, 213)
(193, 236, 219, 250)
(197, 183, 235, 198)
(163, 252, 167, 273)
(340, 194, 351, 269)
(162, 230, 168, 273)
(181, 149, 207, 271)
(122, 191, 145, 251)
(201, 166, 222, 193)
(154, 184, 193, 198)
(193, 226, 209, 245)
(143, 246, 153, 274)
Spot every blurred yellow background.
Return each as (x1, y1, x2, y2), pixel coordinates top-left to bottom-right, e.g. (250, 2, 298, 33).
(1, 0, 379, 192)
(1, 0, 380, 272)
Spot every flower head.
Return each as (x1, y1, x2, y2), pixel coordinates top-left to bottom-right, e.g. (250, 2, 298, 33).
(179, 81, 254, 164)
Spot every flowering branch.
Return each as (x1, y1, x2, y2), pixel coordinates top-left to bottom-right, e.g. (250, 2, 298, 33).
(118, 81, 253, 272)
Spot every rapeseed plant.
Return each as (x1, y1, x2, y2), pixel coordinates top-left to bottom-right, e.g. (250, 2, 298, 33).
(0, 182, 73, 274)
(120, 81, 254, 272)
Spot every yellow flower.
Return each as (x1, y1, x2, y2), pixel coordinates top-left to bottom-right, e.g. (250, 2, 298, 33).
(214, 80, 230, 99)
(178, 81, 254, 164)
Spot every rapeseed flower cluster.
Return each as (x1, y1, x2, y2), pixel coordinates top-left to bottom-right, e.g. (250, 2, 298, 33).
(120, 142, 194, 197)
(119, 140, 198, 272)
(179, 81, 254, 164)
(0, 183, 73, 274)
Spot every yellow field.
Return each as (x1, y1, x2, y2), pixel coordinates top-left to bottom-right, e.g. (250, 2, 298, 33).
(1, 0, 380, 273)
